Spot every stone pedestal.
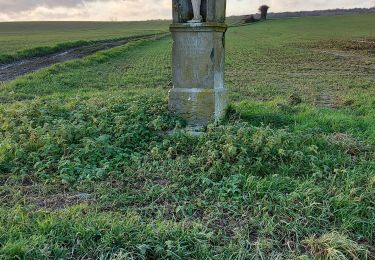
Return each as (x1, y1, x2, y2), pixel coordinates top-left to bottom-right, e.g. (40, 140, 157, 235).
(169, 0, 227, 127)
(169, 22, 227, 127)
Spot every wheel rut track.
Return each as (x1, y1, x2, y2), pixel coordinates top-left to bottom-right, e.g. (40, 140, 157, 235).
(0, 33, 169, 83)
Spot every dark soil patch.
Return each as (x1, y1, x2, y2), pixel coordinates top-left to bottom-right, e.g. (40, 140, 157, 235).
(0, 94, 35, 104)
(341, 39, 375, 51)
(0, 33, 167, 83)
(326, 132, 373, 158)
(0, 174, 10, 186)
(29, 192, 95, 210)
(306, 38, 375, 52)
(315, 91, 336, 108)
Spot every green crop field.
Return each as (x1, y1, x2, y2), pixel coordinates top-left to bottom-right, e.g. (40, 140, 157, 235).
(0, 14, 375, 259)
(0, 21, 169, 63)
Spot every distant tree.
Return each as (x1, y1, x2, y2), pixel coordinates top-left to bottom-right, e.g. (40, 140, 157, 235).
(259, 5, 270, 20)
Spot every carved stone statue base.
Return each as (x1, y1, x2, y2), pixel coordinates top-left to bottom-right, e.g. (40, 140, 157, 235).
(187, 16, 202, 23)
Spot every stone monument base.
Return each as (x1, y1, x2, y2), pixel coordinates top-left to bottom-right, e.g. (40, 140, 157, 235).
(169, 23, 228, 127)
(169, 87, 227, 127)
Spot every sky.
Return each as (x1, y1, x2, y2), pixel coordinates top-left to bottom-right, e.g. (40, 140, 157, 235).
(0, 0, 374, 21)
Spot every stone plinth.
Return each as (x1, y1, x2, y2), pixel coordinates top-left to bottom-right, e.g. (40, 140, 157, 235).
(169, 23, 228, 127)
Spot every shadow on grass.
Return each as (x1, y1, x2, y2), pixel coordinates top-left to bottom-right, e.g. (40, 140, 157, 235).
(226, 101, 296, 128)
(226, 100, 375, 144)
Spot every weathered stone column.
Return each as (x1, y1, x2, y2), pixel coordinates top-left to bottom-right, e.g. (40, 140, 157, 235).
(169, 0, 227, 127)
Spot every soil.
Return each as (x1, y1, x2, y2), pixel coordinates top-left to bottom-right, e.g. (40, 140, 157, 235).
(28, 192, 95, 210)
(0, 33, 166, 83)
(315, 92, 336, 108)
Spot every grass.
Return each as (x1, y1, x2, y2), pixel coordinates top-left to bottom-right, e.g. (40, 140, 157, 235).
(0, 14, 375, 259)
(0, 21, 169, 63)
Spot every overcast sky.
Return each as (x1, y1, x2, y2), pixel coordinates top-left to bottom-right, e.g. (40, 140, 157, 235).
(0, 0, 374, 21)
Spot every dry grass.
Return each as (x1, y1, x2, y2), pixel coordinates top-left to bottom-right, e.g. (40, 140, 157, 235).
(303, 232, 369, 259)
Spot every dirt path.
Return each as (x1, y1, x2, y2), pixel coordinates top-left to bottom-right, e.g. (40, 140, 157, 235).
(0, 33, 167, 83)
